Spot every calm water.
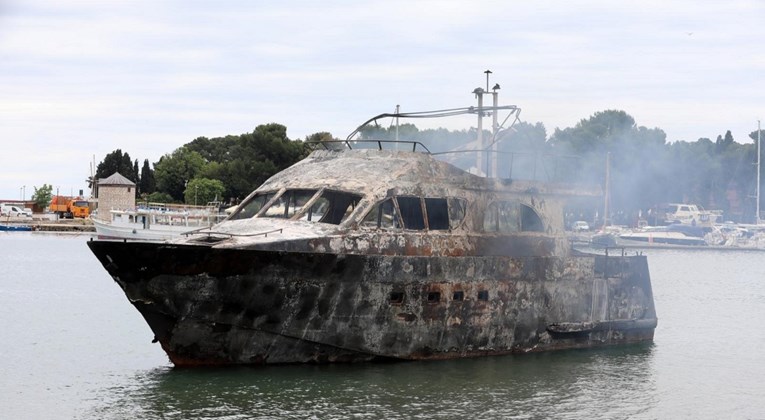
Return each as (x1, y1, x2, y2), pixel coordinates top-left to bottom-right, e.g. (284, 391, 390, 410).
(1, 233, 764, 419)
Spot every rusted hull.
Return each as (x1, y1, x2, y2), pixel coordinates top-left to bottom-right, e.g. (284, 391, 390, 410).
(87, 240, 656, 366)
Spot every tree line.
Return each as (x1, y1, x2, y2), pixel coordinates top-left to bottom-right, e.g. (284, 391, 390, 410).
(82, 111, 764, 223)
(89, 123, 311, 207)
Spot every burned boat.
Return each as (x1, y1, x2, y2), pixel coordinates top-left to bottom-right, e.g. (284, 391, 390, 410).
(87, 86, 657, 366)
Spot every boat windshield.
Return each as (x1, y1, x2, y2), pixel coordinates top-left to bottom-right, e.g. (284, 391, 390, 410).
(262, 189, 318, 219)
(232, 189, 362, 225)
(299, 190, 362, 225)
(229, 192, 277, 220)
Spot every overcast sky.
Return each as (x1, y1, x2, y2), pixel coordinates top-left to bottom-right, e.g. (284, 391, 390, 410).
(1, 0, 763, 201)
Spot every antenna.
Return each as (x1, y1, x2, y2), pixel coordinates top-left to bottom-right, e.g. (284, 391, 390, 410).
(474, 70, 502, 178)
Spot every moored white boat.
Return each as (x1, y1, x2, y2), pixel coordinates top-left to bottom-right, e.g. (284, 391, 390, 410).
(92, 203, 225, 241)
(618, 225, 707, 246)
(661, 203, 721, 228)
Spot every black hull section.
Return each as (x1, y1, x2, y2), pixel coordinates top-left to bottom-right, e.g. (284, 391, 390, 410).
(88, 241, 656, 366)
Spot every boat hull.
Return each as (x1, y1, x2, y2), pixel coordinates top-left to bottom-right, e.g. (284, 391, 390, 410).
(91, 217, 199, 241)
(0, 224, 32, 232)
(88, 240, 657, 365)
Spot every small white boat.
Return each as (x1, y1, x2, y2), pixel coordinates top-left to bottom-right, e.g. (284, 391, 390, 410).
(661, 203, 721, 228)
(618, 225, 707, 247)
(92, 203, 225, 241)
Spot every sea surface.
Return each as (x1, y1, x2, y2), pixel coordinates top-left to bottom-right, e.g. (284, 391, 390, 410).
(1, 233, 764, 419)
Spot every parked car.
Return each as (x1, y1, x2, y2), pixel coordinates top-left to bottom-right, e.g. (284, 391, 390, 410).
(0, 203, 32, 217)
(572, 220, 590, 232)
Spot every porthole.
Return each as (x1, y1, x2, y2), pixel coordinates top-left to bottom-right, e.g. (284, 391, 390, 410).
(389, 291, 404, 304)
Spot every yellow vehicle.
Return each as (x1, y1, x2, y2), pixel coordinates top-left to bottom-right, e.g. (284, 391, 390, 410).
(50, 196, 90, 219)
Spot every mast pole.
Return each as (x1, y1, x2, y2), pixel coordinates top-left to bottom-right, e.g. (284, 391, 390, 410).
(476, 92, 484, 175)
(758, 120, 761, 224)
(395, 104, 400, 142)
(604, 152, 610, 229)
(491, 87, 499, 178)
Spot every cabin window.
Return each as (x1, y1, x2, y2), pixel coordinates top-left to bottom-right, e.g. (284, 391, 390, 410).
(230, 192, 276, 219)
(483, 201, 545, 233)
(262, 189, 318, 219)
(448, 198, 467, 228)
(397, 196, 425, 230)
(521, 205, 544, 232)
(483, 201, 519, 232)
(361, 198, 401, 229)
(361, 196, 465, 231)
(389, 291, 404, 304)
(425, 198, 449, 230)
(301, 190, 362, 225)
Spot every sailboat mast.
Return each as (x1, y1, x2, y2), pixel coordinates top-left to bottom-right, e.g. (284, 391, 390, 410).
(604, 152, 610, 228)
(758, 120, 761, 224)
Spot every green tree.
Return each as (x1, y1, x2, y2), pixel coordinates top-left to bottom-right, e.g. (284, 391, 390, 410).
(153, 147, 205, 201)
(95, 149, 138, 189)
(213, 123, 307, 201)
(31, 184, 53, 209)
(145, 191, 174, 203)
(186, 135, 238, 162)
(184, 178, 225, 206)
(305, 132, 334, 143)
(139, 159, 156, 196)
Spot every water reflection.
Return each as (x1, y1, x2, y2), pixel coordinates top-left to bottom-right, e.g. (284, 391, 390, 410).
(84, 344, 656, 420)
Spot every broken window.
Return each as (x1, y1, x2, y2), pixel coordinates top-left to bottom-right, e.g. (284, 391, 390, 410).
(484, 201, 545, 233)
(448, 198, 467, 228)
(397, 196, 425, 230)
(452, 291, 464, 301)
(230, 192, 276, 220)
(319, 190, 361, 224)
(427, 291, 441, 303)
(262, 189, 318, 219)
(361, 196, 464, 231)
(477, 290, 489, 301)
(520, 204, 544, 232)
(425, 198, 449, 230)
(361, 198, 401, 229)
(483, 201, 518, 232)
(302, 190, 362, 225)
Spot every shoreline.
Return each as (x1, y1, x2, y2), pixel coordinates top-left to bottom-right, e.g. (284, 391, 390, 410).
(1, 216, 96, 232)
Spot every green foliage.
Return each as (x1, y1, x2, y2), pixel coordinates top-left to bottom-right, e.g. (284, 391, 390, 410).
(31, 184, 53, 208)
(305, 132, 334, 143)
(95, 149, 137, 184)
(183, 123, 307, 202)
(144, 191, 174, 203)
(186, 135, 238, 163)
(153, 147, 205, 202)
(139, 159, 155, 195)
(184, 178, 225, 206)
